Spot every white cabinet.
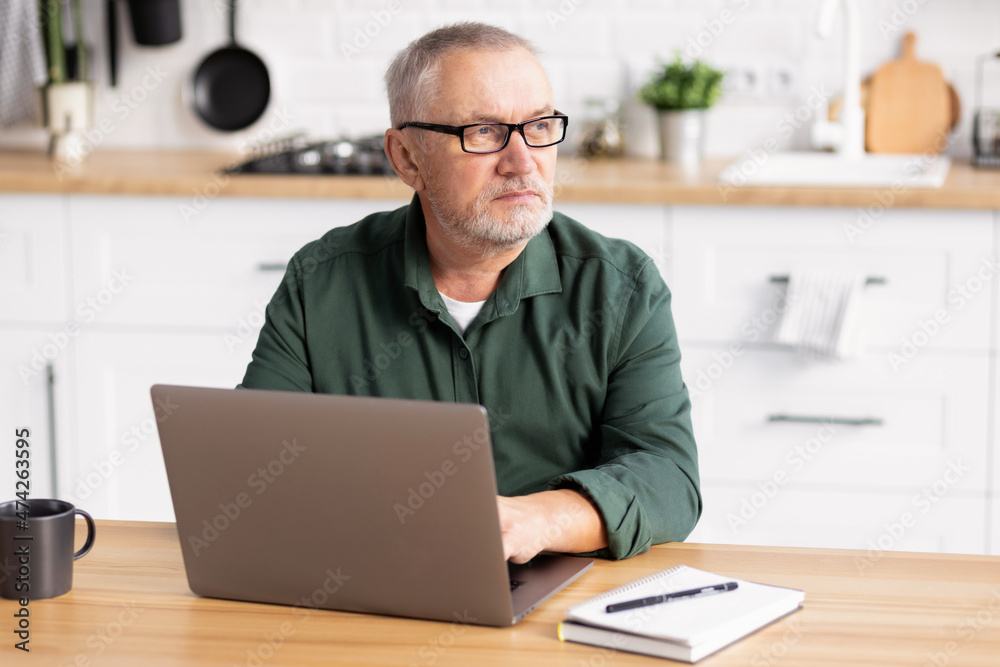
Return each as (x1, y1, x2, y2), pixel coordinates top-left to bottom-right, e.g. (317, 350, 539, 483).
(68, 196, 406, 328)
(0, 331, 74, 502)
(0, 196, 71, 323)
(5, 191, 1000, 556)
(674, 206, 996, 554)
(682, 347, 989, 553)
(688, 484, 986, 556)
(0, 196, 73, 501)
(682, 348, 989, 492)
(67, 331, 256, 521)
(60, 196, 409, 520)
(672, 206, 994, 352)
(555, 203, 671, 279)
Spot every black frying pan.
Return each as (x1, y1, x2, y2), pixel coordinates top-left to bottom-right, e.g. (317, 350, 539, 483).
(190, 0, 269, 131)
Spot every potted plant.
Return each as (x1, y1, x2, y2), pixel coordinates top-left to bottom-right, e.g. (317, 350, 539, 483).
(638, 55, 724, 168)
(38, 0, 92, 161)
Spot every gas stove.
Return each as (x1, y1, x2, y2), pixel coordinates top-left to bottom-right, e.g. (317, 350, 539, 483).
(224, 134, 397, 176)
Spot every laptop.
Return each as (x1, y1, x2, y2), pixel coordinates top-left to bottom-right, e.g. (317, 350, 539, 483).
(151, 384, 593, 627)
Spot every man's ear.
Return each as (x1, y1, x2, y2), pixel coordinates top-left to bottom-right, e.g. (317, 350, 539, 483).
(384, 129, 426, 192)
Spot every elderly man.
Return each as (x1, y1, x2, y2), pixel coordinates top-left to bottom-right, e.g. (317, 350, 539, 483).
(240, 22, 700, 562)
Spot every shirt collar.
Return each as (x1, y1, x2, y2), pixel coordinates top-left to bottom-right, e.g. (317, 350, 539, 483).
(402, 193, 562, 317)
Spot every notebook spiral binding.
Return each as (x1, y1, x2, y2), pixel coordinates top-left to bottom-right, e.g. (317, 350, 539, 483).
(567, 565, 687, 610)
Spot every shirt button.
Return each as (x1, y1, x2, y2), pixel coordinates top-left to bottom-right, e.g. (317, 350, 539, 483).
(458, 348, 469, 360)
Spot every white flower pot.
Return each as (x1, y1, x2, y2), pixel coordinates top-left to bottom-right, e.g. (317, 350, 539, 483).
(39, 82, 93, 161)
(656, 109, 706, 169)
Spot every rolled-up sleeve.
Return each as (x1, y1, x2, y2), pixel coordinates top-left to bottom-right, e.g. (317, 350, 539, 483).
(547, 260, 701, 559)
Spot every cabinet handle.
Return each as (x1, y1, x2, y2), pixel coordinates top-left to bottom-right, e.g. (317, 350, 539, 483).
(769, 275, 886, 286)
(767, 414, 883, 427)
(46, 363, 59, 497)
(257, 262, 287, 272)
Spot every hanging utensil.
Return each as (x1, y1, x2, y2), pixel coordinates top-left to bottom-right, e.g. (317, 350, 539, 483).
(126, 0, 182, 46)
(189, 0, 270, 132)
(106, 0, 118, 87)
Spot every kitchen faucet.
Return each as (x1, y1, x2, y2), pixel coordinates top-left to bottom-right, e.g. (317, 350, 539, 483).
(812, 0, 866, 159)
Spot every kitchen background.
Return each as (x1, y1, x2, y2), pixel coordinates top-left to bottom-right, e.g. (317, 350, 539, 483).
(3, 1, 1000, 559)
(0, 0, 998, 159)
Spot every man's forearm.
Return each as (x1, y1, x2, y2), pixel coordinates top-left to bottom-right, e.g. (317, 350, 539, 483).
(496, 489, 607, 564)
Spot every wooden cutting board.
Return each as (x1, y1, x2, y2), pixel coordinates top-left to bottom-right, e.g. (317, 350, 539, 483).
(828, 79, 960, 133)
(866, 32, 952, 153)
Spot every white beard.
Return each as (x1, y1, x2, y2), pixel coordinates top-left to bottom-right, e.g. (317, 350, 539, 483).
(425, 175, 554, 255)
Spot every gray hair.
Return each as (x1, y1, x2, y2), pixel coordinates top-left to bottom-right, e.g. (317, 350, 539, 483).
(384, 22, 540, 130)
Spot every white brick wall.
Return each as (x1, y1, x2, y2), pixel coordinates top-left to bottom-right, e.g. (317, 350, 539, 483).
(0, 0, 996, 159)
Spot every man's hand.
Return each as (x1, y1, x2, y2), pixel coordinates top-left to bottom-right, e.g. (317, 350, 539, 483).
(496, 489, 608, 564)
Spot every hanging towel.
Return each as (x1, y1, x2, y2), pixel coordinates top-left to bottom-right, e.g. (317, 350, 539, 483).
(774, 270, 867, 360)
(0, 0, 48, 127)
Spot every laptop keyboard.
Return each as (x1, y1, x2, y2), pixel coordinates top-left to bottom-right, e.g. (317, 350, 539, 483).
(509, 579, 523, 591)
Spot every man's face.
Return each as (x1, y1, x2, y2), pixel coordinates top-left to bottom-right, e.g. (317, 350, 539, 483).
(415, 47, 558, 254)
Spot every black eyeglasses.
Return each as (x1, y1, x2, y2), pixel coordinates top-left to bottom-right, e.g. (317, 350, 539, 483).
(397, 112, 569, 154)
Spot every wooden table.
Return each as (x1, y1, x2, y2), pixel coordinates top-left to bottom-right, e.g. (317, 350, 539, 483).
(2, 521, 999, 666)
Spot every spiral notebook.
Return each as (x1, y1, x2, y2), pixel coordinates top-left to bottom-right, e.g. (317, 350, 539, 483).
(558, 565, 804, 663)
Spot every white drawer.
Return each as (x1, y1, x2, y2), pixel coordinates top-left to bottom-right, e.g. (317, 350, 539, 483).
(681, 348, 989, 493)
(0, 195, 70, 323)
(688, 483, 987, 555)
(0, 329, 76, 501)
(69, 196, 409, 329)
(554, 203, 671, 279)
(68, 330, 256, 521)
(672, 206, 994, 352)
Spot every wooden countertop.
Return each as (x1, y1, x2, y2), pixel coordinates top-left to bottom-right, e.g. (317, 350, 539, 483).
(1, 520, 998, 666)
(2, 149, 1000, 208)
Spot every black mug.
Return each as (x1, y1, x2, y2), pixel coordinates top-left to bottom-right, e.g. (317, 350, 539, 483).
(0, 499, 96, 600)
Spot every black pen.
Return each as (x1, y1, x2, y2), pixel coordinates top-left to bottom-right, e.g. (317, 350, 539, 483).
(605, 581, 739, 613)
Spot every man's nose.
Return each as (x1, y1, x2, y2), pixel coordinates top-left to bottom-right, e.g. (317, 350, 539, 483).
(496, 129, 537, 175)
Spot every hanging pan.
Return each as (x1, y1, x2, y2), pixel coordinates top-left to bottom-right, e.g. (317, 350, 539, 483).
(189, 0, 269, 131)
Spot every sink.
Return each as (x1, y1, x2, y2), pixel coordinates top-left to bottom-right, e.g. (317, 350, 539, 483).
(717, 152, 951, 188)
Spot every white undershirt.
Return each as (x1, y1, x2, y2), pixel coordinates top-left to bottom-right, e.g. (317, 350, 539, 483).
(438, 291, 487, 334)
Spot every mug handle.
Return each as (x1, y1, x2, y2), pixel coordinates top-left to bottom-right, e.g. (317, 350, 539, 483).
(73, 509, 96, 560)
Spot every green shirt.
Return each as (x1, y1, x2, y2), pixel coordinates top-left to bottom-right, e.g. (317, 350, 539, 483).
(239, 195, 701, 559)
